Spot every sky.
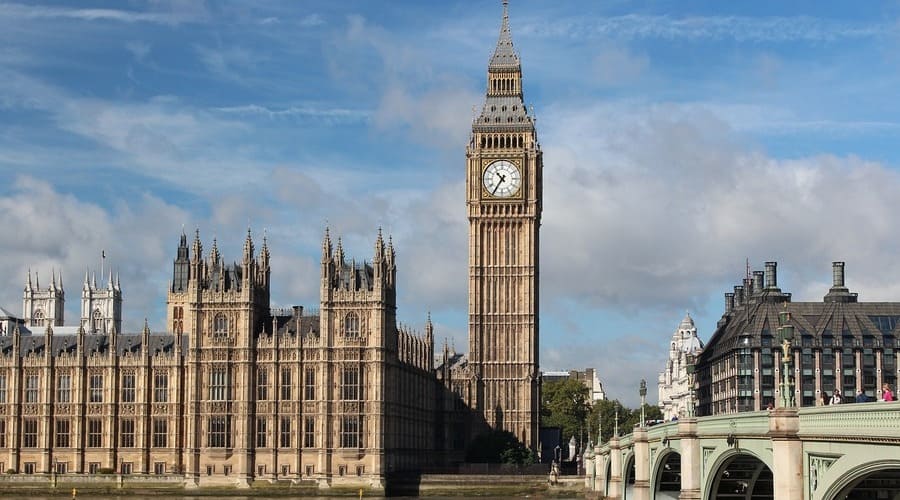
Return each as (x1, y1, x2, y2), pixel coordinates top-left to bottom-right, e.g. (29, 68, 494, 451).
(2, 1, 900, 406)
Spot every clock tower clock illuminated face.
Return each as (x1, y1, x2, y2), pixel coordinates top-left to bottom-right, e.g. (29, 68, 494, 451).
(462, 0, 542, 451)
(483, 160, 521, 198)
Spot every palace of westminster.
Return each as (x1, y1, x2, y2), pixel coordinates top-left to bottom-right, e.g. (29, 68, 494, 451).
(0, 2, 542, 489)
(4, 0, 900, 492)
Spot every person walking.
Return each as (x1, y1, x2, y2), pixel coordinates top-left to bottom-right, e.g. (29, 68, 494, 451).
(882, 383, 894, 402)
(855, 389, 868, 403)
(829, 389, 842, 405)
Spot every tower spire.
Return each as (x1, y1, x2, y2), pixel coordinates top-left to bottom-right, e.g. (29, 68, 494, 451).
(490, 0, 519, 70)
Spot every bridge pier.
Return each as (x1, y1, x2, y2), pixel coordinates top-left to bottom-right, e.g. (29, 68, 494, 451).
(633, 428, 651, 500)
(677, 418, 700, 500)
(608, 436, 622, 499)
(769, 408, 803, 500)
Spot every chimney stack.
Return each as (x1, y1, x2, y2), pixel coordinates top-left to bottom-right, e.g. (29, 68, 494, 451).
(764, 261, 777, 289)
(734, 285, 744, 308)
(752, 271, 764, 295)
(832, 261, 845, 288)
(725, 293, 734, 314)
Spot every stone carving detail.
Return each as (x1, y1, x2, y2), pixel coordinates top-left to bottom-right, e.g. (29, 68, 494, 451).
(702, 447, 715, 473)
(809, 455, 838, 492)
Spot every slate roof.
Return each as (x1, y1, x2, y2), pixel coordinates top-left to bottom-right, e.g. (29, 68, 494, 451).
(0, 332, 186, 358)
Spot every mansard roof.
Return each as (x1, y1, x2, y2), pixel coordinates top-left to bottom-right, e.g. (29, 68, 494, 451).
(701, 299, 900, 362)
(337, 262, 375, 292)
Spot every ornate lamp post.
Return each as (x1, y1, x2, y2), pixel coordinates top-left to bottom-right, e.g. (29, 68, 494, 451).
(777, 309, 795, 407)
(597, 404, 603, 445)
(639, 379, 647, 428)
(614, 402, 619, 437)
(685, 353, 696, 418)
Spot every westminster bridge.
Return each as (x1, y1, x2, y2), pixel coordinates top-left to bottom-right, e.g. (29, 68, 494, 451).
(587, 402, 900, 499)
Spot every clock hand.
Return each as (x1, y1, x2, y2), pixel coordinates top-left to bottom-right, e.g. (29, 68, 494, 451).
(491, 181, 501, 195)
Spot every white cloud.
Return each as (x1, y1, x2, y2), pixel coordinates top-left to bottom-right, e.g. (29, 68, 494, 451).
(0, 176, 190, 331)
(521, 14, 889, 43)
(592, 45, 649, 86)
(0, 2, 200, 25)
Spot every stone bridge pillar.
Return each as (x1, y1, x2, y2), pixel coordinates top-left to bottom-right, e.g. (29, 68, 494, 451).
(608, 437, 622, 499)
(594, 446, 606, 492)
(769, 408, 803, 500)
(678, 418, 700, 500)
(633, 428, 651, 500)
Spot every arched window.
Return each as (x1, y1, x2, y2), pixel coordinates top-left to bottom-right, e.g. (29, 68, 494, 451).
(344, 312, 360, 337)
(214, 313, 228, 338)
(174, 307, 183, 334)
(31, 310, 45, 327)
(92, 309, 103, 333)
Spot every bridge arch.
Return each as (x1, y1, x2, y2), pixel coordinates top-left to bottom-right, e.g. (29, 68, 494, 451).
(822, 459, 900, 500)
(622, 450, 636, 499)
(651, 447, 681, 500)
(704, 448, 774, 500)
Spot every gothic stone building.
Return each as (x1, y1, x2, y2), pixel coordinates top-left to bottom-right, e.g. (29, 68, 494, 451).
(0, 229, 436, 488)
(697, 261, 900, 415)
(0, 2, 542, 488)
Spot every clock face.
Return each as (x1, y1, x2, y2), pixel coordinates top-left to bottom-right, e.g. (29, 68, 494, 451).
(483, 160, 521, 198)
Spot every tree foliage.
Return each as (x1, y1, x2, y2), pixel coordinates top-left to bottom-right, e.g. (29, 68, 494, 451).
(540, 378, 591, 444)
(466, 430, 535, 465)
(541, 380, 667, 451)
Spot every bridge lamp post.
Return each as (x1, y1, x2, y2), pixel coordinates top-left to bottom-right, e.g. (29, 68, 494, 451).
(614, 402, 619, 437)
(778, 310, 795, 408)
(685, 353, 696, 418)
(639, 379, 647, 428)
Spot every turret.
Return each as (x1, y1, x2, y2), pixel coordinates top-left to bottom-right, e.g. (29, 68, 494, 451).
(141, 318, 150, 357)
(44, 322, 53, 360)
(242, 227, 255, 267)
(258, 231, 270, 279)
(172, 230, 190, 293)
(25, 269, 32, 292)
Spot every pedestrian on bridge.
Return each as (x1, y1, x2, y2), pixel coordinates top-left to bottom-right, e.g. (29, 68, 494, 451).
(882, 383, 894, 402)
(829, 389, 842, 405)
(855, 389, 868, 403)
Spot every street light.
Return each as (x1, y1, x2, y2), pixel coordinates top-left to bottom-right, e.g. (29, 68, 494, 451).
(685, 353, 696, 418)
(639, 379, 647, 428)
(614, 402, 619, 437)
(777, 309, 795, 408)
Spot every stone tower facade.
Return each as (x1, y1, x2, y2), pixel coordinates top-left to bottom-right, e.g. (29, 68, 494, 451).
(80, 270, 122, 334)
(22, 269, 64, 327)
(658, 313, 704, 420)
(465, 0, 542, 449)
(165, 228, 271, 485)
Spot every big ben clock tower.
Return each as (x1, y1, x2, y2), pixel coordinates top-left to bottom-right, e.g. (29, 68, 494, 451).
(467, 0, 541, 449)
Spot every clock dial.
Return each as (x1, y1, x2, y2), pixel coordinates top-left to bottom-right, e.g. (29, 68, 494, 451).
(482, 160, 522, 198)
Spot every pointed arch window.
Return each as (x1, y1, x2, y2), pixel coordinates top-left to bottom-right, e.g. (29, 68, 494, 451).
(214, 313, 228, 338)
(344, 312, 360, 337)
(92, 309, 103, 333)
(31, 310, 45, 327)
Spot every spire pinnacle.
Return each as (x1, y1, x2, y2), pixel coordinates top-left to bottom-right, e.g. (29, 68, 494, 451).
(26, 269, 32, 290)
(322, 226, 333, 261)
(490, 0, 519, 69)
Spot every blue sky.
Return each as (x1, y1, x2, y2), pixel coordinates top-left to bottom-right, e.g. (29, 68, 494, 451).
(2, 0, 900, 405)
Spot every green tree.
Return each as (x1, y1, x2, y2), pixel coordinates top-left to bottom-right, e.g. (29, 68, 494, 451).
(465, 430, 535, 465)
(541, 379, 591, 446)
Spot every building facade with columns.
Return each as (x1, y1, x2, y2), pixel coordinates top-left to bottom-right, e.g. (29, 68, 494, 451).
(697, 261, 900, 415)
